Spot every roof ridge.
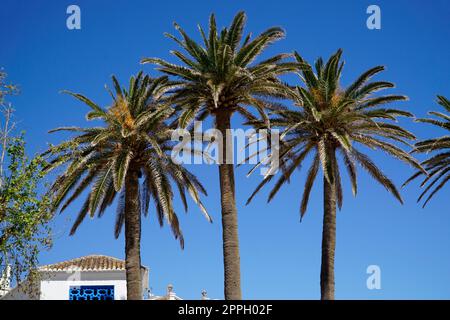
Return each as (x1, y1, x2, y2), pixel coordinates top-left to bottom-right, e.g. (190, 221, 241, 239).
(39, 255, 128, 271)
(40, 254, 124, 267)
(38, 255, 148, 272)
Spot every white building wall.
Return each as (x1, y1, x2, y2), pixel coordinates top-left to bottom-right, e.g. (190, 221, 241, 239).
(39, 271, 128, 300)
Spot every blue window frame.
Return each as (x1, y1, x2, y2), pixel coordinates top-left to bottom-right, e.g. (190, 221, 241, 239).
(69, 285, 114, 300)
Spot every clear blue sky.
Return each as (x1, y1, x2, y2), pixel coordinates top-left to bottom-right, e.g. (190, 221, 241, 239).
(1, 0, 450, 299)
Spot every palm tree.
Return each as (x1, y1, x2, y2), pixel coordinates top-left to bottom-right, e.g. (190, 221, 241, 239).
(404, 96, 450, 206)
(44, 73, 211, 300)
(246, 49, 424, 299)
(141, 11, 296, 299)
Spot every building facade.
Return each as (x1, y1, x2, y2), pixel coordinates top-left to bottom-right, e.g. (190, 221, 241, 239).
(0, 255, 149, 300)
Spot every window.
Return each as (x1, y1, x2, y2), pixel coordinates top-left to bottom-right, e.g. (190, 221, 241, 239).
(69, 285, 114, 300)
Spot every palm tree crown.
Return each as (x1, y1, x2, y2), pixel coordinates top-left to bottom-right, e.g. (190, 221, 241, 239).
(45, 72, 211, 246)
(404, 95, 450, 207)
(141, 11, 296, 127)
(247, 49, 424, 217)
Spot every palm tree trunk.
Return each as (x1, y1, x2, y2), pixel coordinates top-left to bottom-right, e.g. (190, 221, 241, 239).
(215, 111, 242, 300)
(320, 174, 336, 300)
(124, 166, 142, 300)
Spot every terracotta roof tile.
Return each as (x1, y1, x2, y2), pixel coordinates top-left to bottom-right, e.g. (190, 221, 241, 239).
(39, 255, 148, 272)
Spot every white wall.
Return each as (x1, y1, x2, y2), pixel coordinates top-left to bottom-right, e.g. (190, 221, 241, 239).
(39, 271, 128, 300)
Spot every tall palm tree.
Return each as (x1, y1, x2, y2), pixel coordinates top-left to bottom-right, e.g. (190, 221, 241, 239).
(44, 73, 211, 300)
(404, 96, 450, 206)
(246, 49, 424, 299)
(141, 11, 296, 299)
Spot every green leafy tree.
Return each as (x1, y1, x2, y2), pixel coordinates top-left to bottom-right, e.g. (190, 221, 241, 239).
(246, 49, 424, 299)
(45, 73, 211, 300)
(0, 136, 52, 292)
(1, 71, 51, 294)
(141, 11, 296, 299)
(404, 96, 450, 206)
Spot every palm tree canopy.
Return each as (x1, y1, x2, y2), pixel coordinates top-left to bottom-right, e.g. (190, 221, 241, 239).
(141, 11, 298, 128)
(44, 72, 211, 247)
(247, 49, 424, 218)
(404, 95, 450, 207)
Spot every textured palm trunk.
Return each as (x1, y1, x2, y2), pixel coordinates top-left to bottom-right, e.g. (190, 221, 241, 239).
(320, 174, 336, 300)
(124, 166, 142, 300)
(215, 111, 242, 300)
